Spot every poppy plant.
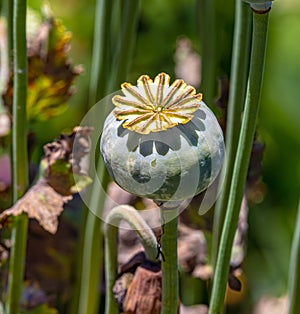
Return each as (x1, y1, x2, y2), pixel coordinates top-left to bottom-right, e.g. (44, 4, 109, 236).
(100, 73, 225, 202)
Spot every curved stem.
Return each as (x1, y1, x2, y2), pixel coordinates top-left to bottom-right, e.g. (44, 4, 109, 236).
(288, 200, 300, 314)
(105, 205, 158, 314)
(6, 0, 28, 313)
(160, 208, 179, 314)
(209, 9, 270, 314)
(212, 0, 252, 266)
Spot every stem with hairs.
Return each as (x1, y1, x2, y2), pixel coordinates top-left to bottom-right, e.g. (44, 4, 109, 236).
(288, 200, 300, 314)
(209, 5, 271, 313)
(212, 0, 252, 266)
(6, 0, 28, 313)
(105, 205, 158, 314)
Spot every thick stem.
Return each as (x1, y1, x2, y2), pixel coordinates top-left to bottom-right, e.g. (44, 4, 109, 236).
(209, 9, 270, 314)
(6, 0, 28, 313)
(212, 0, 252, 266)
(105, 205, 158, 314)
(160, 208, 179, 314)
(288, 201, 300, 314)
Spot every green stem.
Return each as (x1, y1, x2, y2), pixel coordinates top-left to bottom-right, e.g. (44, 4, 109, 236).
(288, 200, 300, 314)
(105, 205, 158, 314)
(198, 0, 217, 108)
(209, 9, 270, 314)
(74, 2, 113, 310)
(160, 208, 179, 314)
(76, 163, 109, 314)
(68, 205, 88, 314)
(73, 1, 113, 312)
(75, 1, 141, 312)
(107, 0, 140, 93)
(77, 212, 102, 314)
(88, 0, 113, 106)
(6, 0, 28, 313)
(212, 0, 252, 266)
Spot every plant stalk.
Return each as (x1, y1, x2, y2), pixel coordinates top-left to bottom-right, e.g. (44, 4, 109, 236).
(75, 163, 109, 314)
(198, 0, 217, 109)
(107, 0, 140, 93)
(209, 8, 270, 314)
(105, 205, 158, 314)
(88, 0, 113, 107)
(6, 0, 28, 313)
(74, 1, 113, 312)
(160, 208, 179, 314)
(212, 0, 252, 266)
(75, 1, 141, 312)
(288, 200, 300, 314)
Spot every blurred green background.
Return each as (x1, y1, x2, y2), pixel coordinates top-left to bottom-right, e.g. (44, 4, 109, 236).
(27, 0, 300, 309)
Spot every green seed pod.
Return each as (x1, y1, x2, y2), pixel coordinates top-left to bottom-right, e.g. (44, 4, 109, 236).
(100, 73, 225, 202)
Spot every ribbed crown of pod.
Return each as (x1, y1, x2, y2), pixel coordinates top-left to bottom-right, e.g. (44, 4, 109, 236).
(112, 72, 202, 134)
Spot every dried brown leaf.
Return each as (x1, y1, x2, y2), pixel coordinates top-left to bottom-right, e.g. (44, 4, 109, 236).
(42, 126, 93, 196)
(0, 126, 93, 233)
(0, 179, 70, 234)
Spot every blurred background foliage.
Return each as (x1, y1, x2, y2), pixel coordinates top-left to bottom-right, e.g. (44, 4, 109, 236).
(14, 0, 300, 310)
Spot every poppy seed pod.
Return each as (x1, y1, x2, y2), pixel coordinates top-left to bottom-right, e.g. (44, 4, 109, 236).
(100, 73, 225, 202)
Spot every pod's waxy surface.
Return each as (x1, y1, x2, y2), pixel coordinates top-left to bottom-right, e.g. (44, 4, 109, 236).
(100, 73, 224, 201)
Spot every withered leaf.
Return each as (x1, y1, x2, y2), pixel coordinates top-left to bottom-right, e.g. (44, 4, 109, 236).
(42, 126, 93, 196)
(0, 126, 93, 234)
(0, 178, 69, 234)
(2, 6, 82, 122)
